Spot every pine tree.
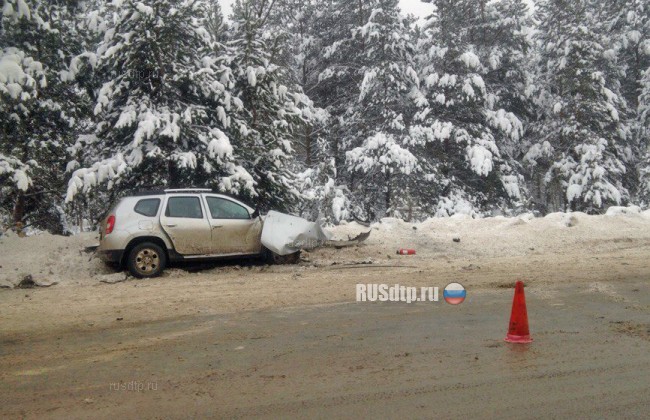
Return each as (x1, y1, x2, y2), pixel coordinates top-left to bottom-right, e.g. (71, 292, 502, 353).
(527, 0, 632, 212)
(259, 0, 328, 164)
(227, 0, 317, 212)
(411, 0, 527, 217)
(603, 0, 650, 203)
(604, 0, 649, 114)
(1, 0, 87, 233)
(343, 0, 420, 219)
(258, 0, 349, 222)
(637, 68, 650, 203)
(313, 0, 376, 178)
(205, 0, 227, 40)
(65, 0, 254, 202)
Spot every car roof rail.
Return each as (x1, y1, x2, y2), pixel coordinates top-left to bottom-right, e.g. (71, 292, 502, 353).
(131, 188, 214, 196)
(164, 188, 213, 193)
(132, 189, 166, 196)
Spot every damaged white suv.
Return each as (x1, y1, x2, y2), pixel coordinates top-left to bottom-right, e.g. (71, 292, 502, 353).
(98, 189, 327, 278)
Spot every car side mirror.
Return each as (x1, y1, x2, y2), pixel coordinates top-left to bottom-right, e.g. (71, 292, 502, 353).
(251, 208, 260, 219)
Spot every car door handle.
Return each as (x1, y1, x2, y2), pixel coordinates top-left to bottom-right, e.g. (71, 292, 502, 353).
(212, 225, 223, 229)
(165, 224, 177, 228)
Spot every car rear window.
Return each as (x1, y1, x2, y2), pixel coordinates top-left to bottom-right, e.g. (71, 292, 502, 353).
(134, 198, 160, 217)
(165, 197, 203, 219)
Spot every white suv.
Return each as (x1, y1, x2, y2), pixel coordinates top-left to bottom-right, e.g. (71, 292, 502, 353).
(98, 189, 294, 278)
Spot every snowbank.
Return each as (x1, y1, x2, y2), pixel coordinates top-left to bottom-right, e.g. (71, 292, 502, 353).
(1, 206, 650, 288)
(605, 205, 642, 216)
(0, 231, 111, 288)
(325, 206, 650, 261)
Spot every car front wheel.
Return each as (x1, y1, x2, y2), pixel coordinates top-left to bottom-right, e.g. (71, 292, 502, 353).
(127, 243, 166, 278)
(263, 247, 301, 265)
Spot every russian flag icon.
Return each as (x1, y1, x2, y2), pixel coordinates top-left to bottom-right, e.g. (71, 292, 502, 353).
(444, 283, 466, 305)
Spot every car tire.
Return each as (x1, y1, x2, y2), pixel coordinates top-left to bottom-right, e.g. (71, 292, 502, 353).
(263, 247, 301, 265)
(127, 242, 167, 278)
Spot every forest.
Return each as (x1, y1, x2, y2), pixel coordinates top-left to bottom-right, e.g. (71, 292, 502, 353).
(1, 0, 649, 233)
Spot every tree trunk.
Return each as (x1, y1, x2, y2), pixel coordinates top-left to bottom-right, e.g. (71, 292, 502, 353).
(385, 172, 392, 216)
(305, 125, 312, 166)
(167, 159, 180, 188)
(13, 191, 25, 236)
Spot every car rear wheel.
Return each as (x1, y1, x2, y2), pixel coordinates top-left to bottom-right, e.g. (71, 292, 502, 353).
(127, 243, 166, 278)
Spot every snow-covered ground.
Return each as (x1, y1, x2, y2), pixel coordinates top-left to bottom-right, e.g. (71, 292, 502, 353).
(0, 231, 110, 288)
(2, 207, 650, 289)
(328, 206, 650, 259)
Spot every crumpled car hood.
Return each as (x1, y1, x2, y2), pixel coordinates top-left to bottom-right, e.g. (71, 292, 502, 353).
(261, 211, 332, 256)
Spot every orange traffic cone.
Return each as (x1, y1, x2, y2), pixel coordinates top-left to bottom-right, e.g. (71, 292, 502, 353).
(505, 280, 533, 343)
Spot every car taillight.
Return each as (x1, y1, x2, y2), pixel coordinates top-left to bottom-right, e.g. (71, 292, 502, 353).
(106, 215, 116, 235)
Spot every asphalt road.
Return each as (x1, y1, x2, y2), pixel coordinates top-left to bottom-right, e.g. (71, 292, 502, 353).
(1, 278, 649, 419)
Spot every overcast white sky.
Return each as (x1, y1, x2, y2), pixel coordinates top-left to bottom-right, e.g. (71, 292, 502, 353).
(220, 1, 535, 24)
(397, 0, 435, 20)
(221, 0, 435, 22)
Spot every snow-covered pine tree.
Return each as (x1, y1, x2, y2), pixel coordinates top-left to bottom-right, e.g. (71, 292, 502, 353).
(637, 67, 650, 203)
(254, 0, 350, 223)
(313, 0, 375, 178)
(227, 0, 317, 212)
(1, 0, 87, 233)
(205, 0, 227, 40)
(258, 0, 329, 165)
(411, 0, 526, 217)
(472, 0, 534, 212)
(65, 0, 255, 203)
(272, 0, 398, 222)
(342, 0, 420, 220)
(236, 0, 346, 222)
(602, 0, 650, 204)
(603, 0, 649, 115)
(527, 0, 632, 213)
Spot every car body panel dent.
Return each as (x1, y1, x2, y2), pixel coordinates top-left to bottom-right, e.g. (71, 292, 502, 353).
(261, 211, 331, 256)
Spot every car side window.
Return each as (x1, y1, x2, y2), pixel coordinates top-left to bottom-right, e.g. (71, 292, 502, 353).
(165, 197, 203, 219)
(134, 198, 160, 217)
(206, 197, 250, 220)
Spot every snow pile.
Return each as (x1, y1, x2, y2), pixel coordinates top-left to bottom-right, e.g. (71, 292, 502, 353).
(0, 232, 112, 288)
(323, 205, 650, 261)
(605, 205, 641, 216)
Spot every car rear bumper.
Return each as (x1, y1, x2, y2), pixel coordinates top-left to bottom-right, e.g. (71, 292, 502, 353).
(97, 249, 124, 264)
